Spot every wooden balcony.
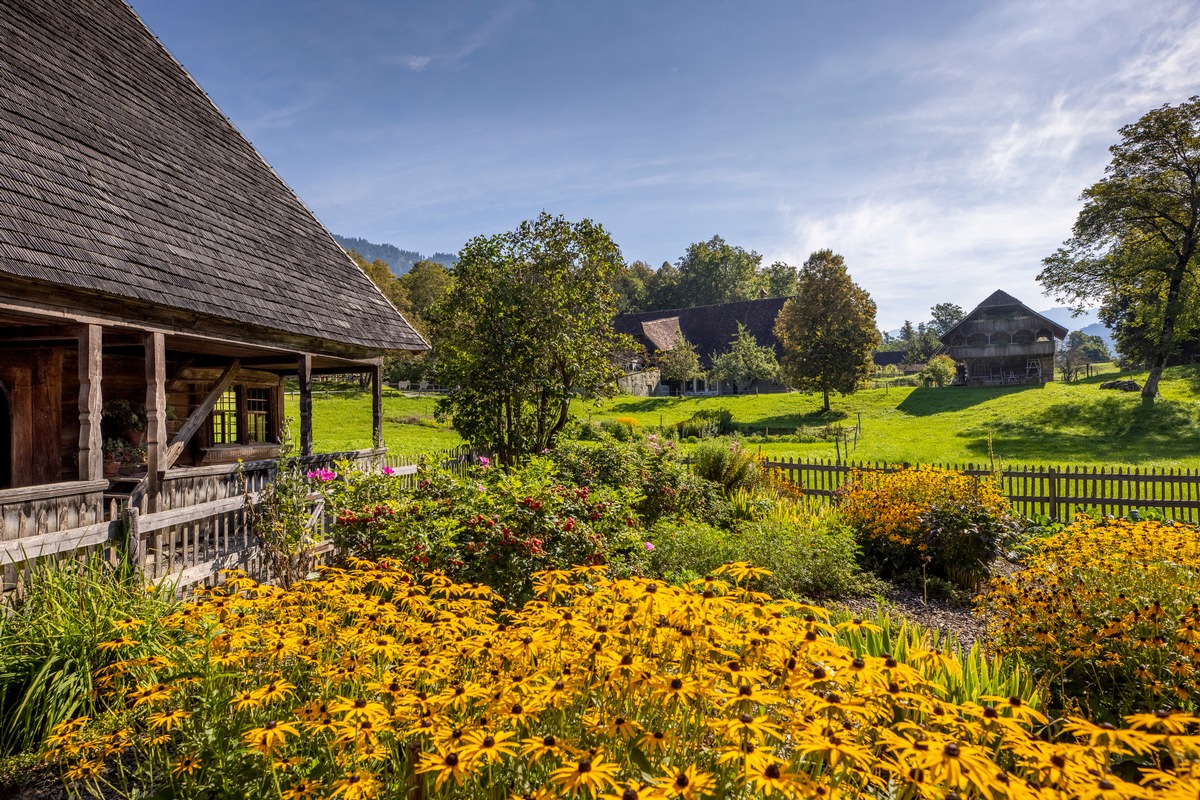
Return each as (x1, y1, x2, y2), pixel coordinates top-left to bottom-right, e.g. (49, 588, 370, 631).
(947, 341, 1055, 359)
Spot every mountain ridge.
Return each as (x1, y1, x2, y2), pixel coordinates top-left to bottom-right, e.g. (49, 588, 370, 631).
(333, 234, 455, 276)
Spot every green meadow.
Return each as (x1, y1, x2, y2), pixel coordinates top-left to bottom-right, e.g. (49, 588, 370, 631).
(290, 363, 1200, 468)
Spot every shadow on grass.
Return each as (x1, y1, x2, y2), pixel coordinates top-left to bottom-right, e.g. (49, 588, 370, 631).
(732, 409, 849, 431)
(959, 395, 1200, 464)
(895, 385, 1035, 417)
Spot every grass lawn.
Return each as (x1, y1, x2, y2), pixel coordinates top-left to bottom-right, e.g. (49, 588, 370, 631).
(284, 389, 463, 459)
(588, 363, 1200, 468)
(290, 364, 1200, 468)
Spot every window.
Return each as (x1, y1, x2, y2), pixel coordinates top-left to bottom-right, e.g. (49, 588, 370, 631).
(207, 384, 276, 446)
(211, 389, 238, 444)
(246, 388, 270, 443)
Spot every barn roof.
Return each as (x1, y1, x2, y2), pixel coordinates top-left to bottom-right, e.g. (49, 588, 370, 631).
(0, 0, 426, 356)
(940, 290, 1069, 343)
(615, 297, 789, 369)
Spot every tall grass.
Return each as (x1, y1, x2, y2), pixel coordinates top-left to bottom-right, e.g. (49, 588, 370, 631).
(0, 555, 177, 755)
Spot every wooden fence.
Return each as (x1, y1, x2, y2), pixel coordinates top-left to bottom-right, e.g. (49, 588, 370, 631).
(764, 458, 1200, 523)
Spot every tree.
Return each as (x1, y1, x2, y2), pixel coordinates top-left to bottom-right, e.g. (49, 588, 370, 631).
(919, 354, 957, 387)
(654, 332, 705, 384)
(1039, 96, 1200, 400)
(763, 260, 799, 298)
(431, 213, 632, 464)
(399, 259, 453, 325)
(709, 323, 780, 393)
(673, 236, 765, 307)
(350, 250, 412, 319)
(775, 249, 880, 411)
(929, 303, 965, 337)
(612, 259, 655, 313)
(1066, 330, 1112, 363)
(905, 323, 941, 364)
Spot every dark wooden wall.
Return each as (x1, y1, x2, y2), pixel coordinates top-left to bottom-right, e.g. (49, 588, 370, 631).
(0, 349, 63, 487)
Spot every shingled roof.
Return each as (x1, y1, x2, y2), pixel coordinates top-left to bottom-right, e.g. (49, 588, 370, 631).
(615, 297, 789, 369)
(940, 290, 1068, 344)
(0, 0, 426, 356)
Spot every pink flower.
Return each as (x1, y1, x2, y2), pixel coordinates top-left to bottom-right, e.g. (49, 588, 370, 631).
(643, 542, 654, 551)
(382, 466, 396, 476)
(478, 456, 490, 468)
(306, 468, 336, 482)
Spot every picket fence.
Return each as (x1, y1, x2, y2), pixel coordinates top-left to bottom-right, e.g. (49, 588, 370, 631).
(763, 457, 1200, 523)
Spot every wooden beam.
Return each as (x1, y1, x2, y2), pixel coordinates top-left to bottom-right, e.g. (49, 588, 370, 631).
(299, 354, 313, 457)
(372, 362, 384, 450)
(144, 332, 167, 512)
(77, 325, 103, 480)
(162, 359, 240, 470)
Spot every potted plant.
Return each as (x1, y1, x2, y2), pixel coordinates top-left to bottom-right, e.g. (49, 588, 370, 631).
(118, 441, 148, 475)
(103, 400, 148, 444)
(103, 438, 124, 478)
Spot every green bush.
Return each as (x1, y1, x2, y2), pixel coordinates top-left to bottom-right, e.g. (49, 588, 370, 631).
(645, 504, 866, 598)
(674, 408, 732, 438)
(0, 555, 176, 756)
(691, 438, 759, 492)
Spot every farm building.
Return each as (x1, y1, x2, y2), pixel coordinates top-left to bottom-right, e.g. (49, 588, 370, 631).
(0, 0, 425, 585)
(939, 290, 1067, 386)
(614, 297, 788, 395)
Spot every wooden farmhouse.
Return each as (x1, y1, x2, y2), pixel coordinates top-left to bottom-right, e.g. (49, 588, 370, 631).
(939, 291, 1067, 386)
(614, 297, 788, 395)
(0, 0, 426, 588)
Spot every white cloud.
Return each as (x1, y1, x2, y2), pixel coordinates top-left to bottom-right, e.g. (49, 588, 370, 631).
(390, 1, 529, 72)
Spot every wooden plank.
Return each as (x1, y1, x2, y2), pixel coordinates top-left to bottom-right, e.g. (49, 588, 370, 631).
(144, 332, 166, 512)
(0, 480, 109, 504)
(162, 359, 240, 470)
(0, 519, 116, 563)
(139, 492, 261, 533)
(372, 362, 383, 450)
(76, 324, 103, 480)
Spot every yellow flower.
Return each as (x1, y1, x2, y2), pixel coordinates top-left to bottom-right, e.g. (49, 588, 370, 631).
(662, 764, 716, 800)
(170, 754, 202, 777)
(146, 708, 191, 731)
(242, 720, 300, 755)
(550, 753, 621, 797)
(416, 746, 472, 790)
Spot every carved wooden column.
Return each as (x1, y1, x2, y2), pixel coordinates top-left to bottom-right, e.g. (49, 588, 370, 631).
(77, 325, 103, 480)
(371, 362, 384, 450)
(298, 354, 313, 457)
(144, 332, 166, 512)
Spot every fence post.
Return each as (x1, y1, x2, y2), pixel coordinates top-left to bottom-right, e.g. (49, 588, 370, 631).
(1047, 467, 1058, 521)
(125, 506, 143, 578)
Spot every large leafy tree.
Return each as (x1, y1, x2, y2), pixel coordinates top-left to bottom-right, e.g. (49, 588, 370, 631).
(399, 259, 453, 325)
(674, 235, 765, 307)
(928, 303, 965, 337)
(1039, 96, 1200, 400)
(709, 323, 780, 393)
(431, 213, 631, 464)
(775, 249, 880, 411)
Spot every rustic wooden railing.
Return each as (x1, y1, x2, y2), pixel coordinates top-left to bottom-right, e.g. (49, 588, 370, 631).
(1, 446, 475, 599)
(763, 458, 1200, 523)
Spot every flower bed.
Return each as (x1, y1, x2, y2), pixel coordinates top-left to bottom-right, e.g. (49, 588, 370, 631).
(982, 515, 1200, 718)
(49, 562, 1199, 799)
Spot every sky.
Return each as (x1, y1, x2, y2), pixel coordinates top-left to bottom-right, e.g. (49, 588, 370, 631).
(126, 0, 1200, 330)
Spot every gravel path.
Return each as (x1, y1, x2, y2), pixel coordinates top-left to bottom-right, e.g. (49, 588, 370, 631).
(830, 585, 989, 650)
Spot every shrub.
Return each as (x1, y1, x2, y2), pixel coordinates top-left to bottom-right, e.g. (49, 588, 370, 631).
(674, 407, 732, 439)
(646, 503, 865, 598)
(837, 467, 1020, 588)
(47, 563, 1199, 800)
(325, 456, 648, 605)
(691, 438, 759, 493)
(0, 555, 176, 756)
(981, 516, 1200, 719)
(553, 435, 728, 526)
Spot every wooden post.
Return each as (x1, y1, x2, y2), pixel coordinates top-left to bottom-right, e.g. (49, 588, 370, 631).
(298, 354, 313, 457)
(125, 506, 143, 577)
(1048, 466, 1059, 521)
(371, 363, 384, 451)
(77, 324, 103, 480)
(144, 333, 166, 513)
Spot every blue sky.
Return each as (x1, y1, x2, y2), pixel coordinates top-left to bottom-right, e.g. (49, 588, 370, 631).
(127, 0, 1200, 329)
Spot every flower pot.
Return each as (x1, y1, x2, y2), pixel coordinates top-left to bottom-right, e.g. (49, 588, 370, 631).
(124, 428, 145, 446)
(104, 461, 119, 478)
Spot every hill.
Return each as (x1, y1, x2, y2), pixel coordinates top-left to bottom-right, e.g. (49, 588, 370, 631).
(332, 234, 456, 275)
(1037, 306, 1114, 350)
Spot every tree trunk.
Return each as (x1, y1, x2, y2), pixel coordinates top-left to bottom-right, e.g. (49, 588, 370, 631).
(1144, 248, 1192, 400)
(822, 388, 830, 412)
